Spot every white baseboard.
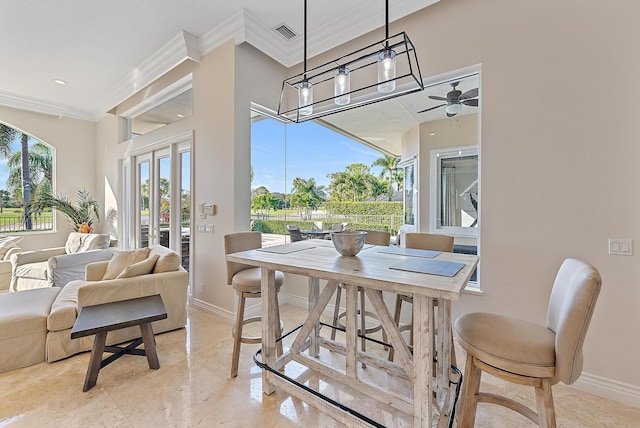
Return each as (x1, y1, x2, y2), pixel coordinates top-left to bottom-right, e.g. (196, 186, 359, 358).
(190, 297, 234, 323)
(573, 372, 640, 409)
(189, 293, 292, 324)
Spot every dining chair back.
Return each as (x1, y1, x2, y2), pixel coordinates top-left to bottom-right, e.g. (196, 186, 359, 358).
(404, 232, 454, 252)
(224, 231, 284, 377)
(287, 225, 304, 242)
(454, 258, 601, 427)
(361, 230, 391, 246)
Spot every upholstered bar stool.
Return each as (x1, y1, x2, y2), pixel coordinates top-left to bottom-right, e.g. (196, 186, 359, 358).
(388, 232, 454, 362)
(224, 231, 284, 378)
(454, 258, 601, 428)
(330, 230, 391, 360)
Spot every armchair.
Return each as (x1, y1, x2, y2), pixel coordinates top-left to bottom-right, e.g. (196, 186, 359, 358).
(0, 247, 21, 293)
(10, 233, 115, 292)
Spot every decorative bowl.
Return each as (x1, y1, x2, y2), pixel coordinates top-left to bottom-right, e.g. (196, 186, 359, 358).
(331, 231, 367, 256)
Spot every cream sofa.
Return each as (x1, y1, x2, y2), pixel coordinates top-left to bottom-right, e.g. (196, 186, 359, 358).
(10, 233, 116, 291)
(0, 247, 21, 293)
(0, 245, 188, 373)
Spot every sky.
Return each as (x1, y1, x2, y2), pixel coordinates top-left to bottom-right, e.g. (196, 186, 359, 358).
(251, 118, 385, 195)
(1, 119, 372, 197)
(0, 138, 25, 191)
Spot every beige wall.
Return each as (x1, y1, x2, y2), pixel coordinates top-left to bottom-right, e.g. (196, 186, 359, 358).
(94, 41, 289, 319)
(53, 0, 640, 406)
(0, 105, 97, 250)
(253, 0, 640, 401)
(400, 0, 640, 398)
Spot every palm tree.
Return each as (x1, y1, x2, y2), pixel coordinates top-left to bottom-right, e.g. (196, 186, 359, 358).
(251, 193, 273, 219)
(0, 124, 37, 229)
(0, 124, 16, 158)
(0, 190, 9, 213)
(27, 189, 100, 232)
(7, 142, 52, 201)
(327, 163, 376, 202)
(372, 155, 400, 191)
(291, 177, 326, 220)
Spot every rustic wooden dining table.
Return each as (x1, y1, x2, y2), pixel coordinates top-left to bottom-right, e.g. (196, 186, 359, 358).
(226, 239, 478, 427)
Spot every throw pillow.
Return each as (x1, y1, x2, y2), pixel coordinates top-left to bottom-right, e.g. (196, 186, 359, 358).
(153, 251, 182, 273)
(0, 235, 23, 259)
(116, 254, 159, 279)
(102, 248, 150, 280)
(65, 232, 111, 254)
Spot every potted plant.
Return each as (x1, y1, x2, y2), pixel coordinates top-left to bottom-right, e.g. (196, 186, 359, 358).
(27, 189, 100, 233)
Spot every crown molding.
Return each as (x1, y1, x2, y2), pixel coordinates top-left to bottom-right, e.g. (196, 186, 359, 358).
(0, 90, 95, 121)
(1, 0, 438, 122)
(199, 1, 440, 68)
(95, 31, 201, 121)
(197, 9, 246, 57)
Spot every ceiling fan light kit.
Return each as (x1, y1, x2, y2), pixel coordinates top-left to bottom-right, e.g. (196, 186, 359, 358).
(445, 103, 462, 115)
(277, 0, 423, 123)
(418, 80, 479, 118)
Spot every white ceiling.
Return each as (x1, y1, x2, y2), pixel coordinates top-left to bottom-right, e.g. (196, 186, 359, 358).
(320, 73, 479, 155)
(0, 0, 438, 121)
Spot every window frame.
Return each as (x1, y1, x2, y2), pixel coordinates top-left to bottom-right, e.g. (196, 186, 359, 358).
(399, 155, 419, 232)
(429, 145, 478, 238)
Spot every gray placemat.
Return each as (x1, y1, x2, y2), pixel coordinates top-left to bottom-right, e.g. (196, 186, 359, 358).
(389, 258, 464, 277)
(257, 245, 315, 254)
(378, 247, 441, 258)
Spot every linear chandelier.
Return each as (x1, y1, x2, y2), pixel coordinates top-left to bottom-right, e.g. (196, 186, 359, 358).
(277, 0, 424, 123)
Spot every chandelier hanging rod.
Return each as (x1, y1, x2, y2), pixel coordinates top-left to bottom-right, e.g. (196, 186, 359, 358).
(277, 0, 424, 123)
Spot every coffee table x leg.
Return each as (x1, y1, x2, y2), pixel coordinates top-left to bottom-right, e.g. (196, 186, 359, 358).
(82, 322, 160, 392)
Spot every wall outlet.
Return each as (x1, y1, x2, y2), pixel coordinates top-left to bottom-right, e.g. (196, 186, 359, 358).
(608, 239, 633, 255)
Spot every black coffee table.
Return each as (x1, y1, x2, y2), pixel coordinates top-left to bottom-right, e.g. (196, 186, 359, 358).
(71, 294, 168, 391)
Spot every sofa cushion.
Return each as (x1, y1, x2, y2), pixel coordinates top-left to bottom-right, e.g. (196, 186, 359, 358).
(0, 235, 23, 259)
(102, 248, 150, 280)
(149, 245, 182, 273)
(0, 287, 60, 340)
(65, 232, 111, 254)
(117, 254, 159, 279)
(14, 260, 48, 281)
(47, 280, 88, 332)
(0, 287, 60, 373)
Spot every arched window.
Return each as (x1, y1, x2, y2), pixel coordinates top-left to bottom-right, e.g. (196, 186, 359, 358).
(0, 123, 54, 231)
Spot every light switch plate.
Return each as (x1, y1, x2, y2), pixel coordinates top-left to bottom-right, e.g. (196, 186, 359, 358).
(609, 239, 633, 255)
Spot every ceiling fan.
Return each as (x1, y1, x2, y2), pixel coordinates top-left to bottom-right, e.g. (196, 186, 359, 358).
(417, 81, 479, 117)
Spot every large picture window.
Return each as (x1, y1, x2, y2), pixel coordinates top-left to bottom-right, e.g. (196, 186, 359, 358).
(0, 123, 54, 232)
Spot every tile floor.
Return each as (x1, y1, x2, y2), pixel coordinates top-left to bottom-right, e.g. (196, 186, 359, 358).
(1, 304, 639, 427)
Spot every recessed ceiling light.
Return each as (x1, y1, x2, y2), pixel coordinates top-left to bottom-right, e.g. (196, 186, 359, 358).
(429, 133, 436, 136)
(176, 114, 184, 118)
(53, 79, 67, 85)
